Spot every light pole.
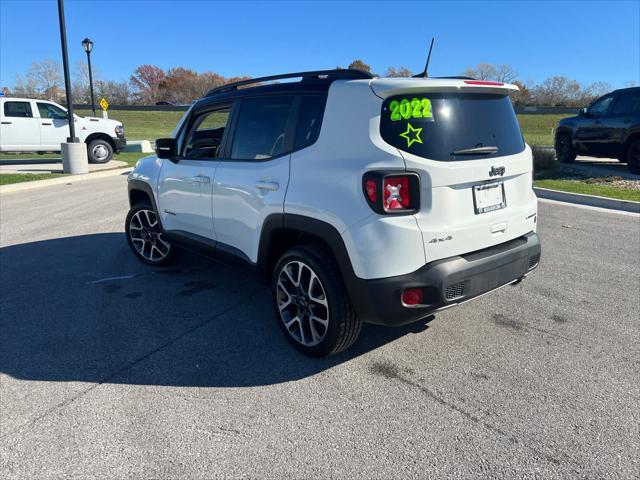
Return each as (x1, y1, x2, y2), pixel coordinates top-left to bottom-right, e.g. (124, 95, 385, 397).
(57, 0, 88, 174)
(81, 37, 96, 117)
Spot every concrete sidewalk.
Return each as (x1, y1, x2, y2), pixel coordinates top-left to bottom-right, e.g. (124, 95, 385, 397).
(0, 157, 126, 174)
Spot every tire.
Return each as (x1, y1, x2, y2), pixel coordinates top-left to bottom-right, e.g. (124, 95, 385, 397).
(555, 133, 576, 163)
(272, 245, 362, 357)
(125, 203, 174, 266)
(625, 139, 640, 175)
(87, 138, 113, 164)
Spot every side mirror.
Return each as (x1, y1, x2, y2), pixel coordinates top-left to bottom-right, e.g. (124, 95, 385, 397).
(578, 107, 588, 116)
(156, 138, 177, 161)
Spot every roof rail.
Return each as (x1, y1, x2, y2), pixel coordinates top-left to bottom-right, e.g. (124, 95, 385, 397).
(205, 69, 373, 96)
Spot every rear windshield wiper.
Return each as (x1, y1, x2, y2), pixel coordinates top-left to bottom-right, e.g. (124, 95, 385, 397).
(451, 146, 499, 155)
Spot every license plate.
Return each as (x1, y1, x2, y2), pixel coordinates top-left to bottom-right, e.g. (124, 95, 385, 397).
(473, 182, 506, 214)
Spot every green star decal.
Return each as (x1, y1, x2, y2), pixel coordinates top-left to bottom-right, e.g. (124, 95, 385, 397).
(399, 122, 423, 148)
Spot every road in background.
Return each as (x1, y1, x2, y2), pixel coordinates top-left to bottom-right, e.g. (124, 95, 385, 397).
(1, 176, 638, 478)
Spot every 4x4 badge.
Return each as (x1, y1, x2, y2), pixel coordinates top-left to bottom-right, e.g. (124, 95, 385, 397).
(399, 122, 423, 148)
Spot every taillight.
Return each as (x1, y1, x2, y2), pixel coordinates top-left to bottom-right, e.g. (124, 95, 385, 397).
(365, 179, 378, 203)
(383, 175, 410, 210)
(362, 172, 420, 214)
(402, 288, 424, 306)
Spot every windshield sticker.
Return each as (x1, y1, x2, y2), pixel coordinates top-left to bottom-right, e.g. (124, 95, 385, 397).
(399, 122, 423, 148)
(389, 97, 433, 122)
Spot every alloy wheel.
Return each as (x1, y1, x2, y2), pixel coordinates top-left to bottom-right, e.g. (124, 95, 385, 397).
(128, 209, 170, 262)
(276, 260, 329, 347)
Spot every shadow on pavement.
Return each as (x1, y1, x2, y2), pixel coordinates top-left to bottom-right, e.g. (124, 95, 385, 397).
(0, 233, 432, 388)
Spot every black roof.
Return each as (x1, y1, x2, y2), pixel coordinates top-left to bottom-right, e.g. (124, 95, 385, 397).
(205, 69, 372, 97)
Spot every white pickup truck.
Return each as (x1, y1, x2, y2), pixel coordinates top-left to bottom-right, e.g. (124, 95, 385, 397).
(0, 97, 126, 163)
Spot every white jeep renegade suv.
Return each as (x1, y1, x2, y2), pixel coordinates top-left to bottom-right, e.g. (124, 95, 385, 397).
(125, 69, 541, 356)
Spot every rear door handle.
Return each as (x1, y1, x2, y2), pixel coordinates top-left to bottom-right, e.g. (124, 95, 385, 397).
(1, 121, 11, 125)
(42, 122, 52, 126)
(190, 174, 211, 184)
(254, 180, 279, 191)
(623, 119, 632, 124)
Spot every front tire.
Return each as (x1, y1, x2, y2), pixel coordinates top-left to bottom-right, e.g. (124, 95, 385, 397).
(125, 203, 174, 266)
(625, 139, 640, 175)
(555, 133, 576, 163)
(272, 245, 362, 356)
(87, 139, 113, 164)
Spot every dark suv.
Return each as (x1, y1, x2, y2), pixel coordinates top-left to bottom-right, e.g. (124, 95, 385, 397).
(555, 87, 640, 174)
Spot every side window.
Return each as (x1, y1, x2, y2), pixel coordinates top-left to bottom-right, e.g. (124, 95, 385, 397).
(294, 95, 326, 149)
(230, 96, 294, 160)
(182, 106, 231, 159)
(4, 101, 33, 118)
(611, 93, 640, 115)
(588, 96, 614, 117)
(37, 102, 67, 120)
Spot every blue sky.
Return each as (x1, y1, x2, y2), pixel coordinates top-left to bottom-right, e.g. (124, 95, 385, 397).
(1, 0, 638, 88)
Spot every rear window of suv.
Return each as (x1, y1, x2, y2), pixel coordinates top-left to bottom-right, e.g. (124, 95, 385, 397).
(380, 92, 525, 161)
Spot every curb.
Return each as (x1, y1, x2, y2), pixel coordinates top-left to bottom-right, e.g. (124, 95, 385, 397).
(0, 167, 132, 195)
(534, 187, 640, 214)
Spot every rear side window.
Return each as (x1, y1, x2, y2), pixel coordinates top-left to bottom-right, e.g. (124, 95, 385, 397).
(294, 95, 326, 149)
(611, 92, 640, 115)
(231, 96, 294, 160)
(4, 101, 33, 118)
(380, 93, 525, 161)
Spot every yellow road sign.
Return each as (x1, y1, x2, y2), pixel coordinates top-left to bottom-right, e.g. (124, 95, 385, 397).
(100, 98, 109, 111)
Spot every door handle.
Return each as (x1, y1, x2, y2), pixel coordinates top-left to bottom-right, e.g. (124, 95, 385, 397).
(1, 121, 11, 125)
(41, 122, 52, 126)
(190, 175, 211, 184)
(254, 180, 279, 191)
(624, 119, 632, 124)
(594, 120, 601, 124)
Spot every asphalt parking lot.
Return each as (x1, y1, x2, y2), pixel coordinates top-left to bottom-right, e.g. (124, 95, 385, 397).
(1, 175, 639, 479)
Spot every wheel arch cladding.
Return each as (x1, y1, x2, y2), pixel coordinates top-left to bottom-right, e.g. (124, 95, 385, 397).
(257, 213, 373, 321)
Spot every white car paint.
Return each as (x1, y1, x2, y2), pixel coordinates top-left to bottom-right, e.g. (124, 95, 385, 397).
(128, 76, 537, 280)
(0, 97, 122, 153)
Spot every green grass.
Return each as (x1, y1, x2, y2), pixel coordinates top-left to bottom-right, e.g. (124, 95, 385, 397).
(0, 173, 66, 185)
(517, 114, 572, 146)
(77, 108, 185, 141)
(535, 179, 640, 202)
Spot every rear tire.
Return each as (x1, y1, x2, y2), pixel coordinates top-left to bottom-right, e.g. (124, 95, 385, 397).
(625, 139, 640, 175)
(87, 139, 113, 164)
(272, 245, 362, 356)
(125, 203, 174, 266)
(555, 133, 576, 163)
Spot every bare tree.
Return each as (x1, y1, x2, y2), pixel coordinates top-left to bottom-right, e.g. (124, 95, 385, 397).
(495, 64, 518, 83)
(386, 66, 413, 77)
(27, 60, 63, 100)
(348, 59, 372, 74)
(130, 64, 166, 103)
(95, 80, 131, 105)
(463, 63, 497, 80)
(462, 63, 517, 83)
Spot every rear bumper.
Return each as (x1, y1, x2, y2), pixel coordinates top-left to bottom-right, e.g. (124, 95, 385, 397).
(348, 232, 541, 326)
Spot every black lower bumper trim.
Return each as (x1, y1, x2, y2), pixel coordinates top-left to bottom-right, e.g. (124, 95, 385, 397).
(348, 232, 541, 326)
(113, 137, 127, 151)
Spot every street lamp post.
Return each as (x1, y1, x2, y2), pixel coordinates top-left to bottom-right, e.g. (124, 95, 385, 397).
(57, 0, 88, 174)
(82, 37, 96, 117)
